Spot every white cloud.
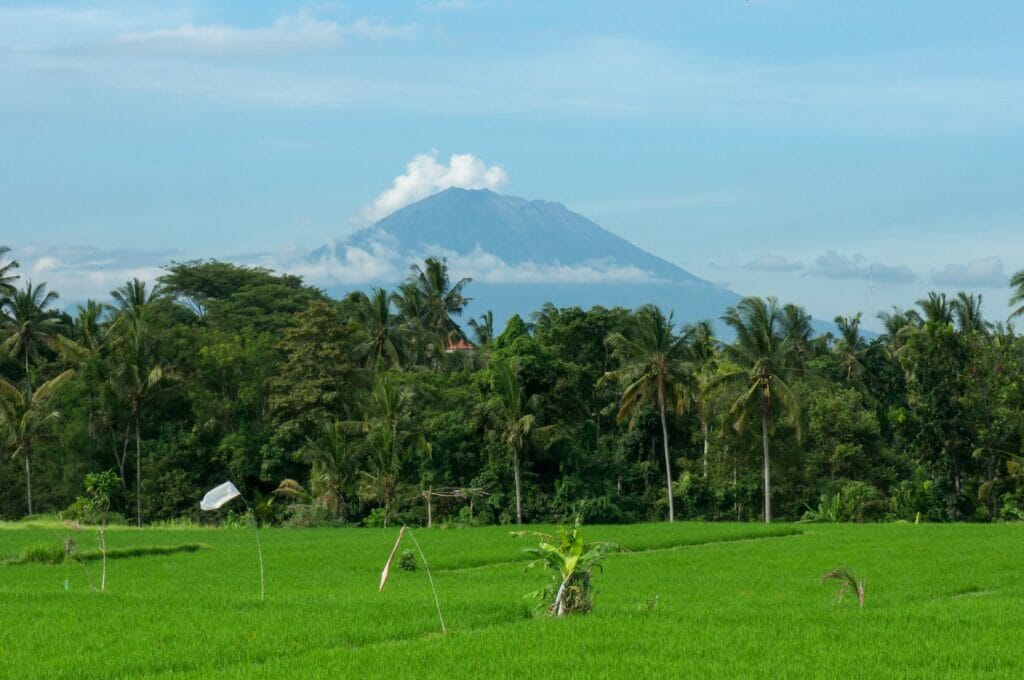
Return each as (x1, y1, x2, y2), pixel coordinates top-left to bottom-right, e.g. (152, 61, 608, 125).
(744, 255, 803, 272)
(808, 250, 915, 284)
(110, 12, 416, 55)
(360, 151, 509, 224)
(264, 239, 659, 288)
(930, 256, 1007, 288)
(436, 246, 661, 284)
(284, 239, 402, 285)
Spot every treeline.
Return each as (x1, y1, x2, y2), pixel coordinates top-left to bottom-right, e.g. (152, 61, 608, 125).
(2, 244, 1024, 526)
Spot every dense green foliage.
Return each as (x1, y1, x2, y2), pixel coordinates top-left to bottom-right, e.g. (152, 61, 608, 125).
(2, 521, 1024, 677)
(1, 245, 1024, 525)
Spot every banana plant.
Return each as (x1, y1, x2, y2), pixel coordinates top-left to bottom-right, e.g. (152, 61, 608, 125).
(513, 518, 621, 616)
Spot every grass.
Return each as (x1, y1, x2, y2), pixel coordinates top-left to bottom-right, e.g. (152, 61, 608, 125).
(0, 521, 1020, 678)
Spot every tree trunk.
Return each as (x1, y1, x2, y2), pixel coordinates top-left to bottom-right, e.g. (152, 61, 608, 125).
(135, 408, 143, 527)
(426, 487, 433, 528)
(658, 376, 675, 523)
(513, 447, 523, 524)
(761, 398, 772, 524)
(702, 419, 709, 479)
(23, 444, 33, 516)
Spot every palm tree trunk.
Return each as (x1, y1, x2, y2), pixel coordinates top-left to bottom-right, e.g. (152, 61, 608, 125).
(702, 419, 709, 479)
(23, 443, 32, 516)
(658, 378, 675, 523)
(513, 447, 523, 524)
(761, 398, 772, 524)
(135, 408, 142, 527)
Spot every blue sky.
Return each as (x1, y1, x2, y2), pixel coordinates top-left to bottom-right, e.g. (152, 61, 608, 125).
(3, 1, 1023, 330)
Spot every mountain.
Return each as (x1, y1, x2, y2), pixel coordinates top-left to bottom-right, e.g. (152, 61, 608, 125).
(312, 188, 740, 329)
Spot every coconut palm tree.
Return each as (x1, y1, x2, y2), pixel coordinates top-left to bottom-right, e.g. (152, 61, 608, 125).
(489, 357, 546, 524)
(0, 370, 75, 515)
(917, 292, 953, 326)
(468, 310, 496, 347)
(779, 303, 819, 371)
(602, 304, 695, 522)
(297, 420, 358, 519)
(951, 291, 990, 336)
(0, 246, 18, 302)
(682, 320, 717, 478)
(347, 288, 406, 369)
(717, 296, 803, 523)
(1, 281, 63, 387)
(1011, 270, 1024, 320)
(111, 278, 162, 320)
(72, 300, 111, 351)
(832, 313, 869, 385)
(347, 374, 430, 526)
(108, 316, 163, 526)
(402, 257, 471, 342)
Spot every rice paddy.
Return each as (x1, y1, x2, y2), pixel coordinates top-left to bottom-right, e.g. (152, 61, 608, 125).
(1, 521, 1020, 678)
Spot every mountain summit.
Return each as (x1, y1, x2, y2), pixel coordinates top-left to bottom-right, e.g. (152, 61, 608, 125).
(313, 188, 739, 327)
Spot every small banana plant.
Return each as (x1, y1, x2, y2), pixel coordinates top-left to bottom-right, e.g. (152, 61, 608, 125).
(820, 566, 865, 608)
(512, 517, 622, 616)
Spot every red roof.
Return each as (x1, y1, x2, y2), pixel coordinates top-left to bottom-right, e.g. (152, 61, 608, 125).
(445, 338, 476, 352)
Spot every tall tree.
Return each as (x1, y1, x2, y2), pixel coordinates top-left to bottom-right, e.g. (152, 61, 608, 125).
(297, 420, 358, 519)
(832, 313, 869, 386)
(1011, 270, 1024, 320)
(401, 257, 471, 343)
(917, 292, 953, 326)
(951, 291, 989, 336)
(718, 296, 803, 523)
(489, 357, 544, 524)
(0, 370, 75, 515)
(109, 316, 164, 526)
(111, 278, 162, 320)
(468, 310, 496, 347)
(0, 246, 18, 302)
(346, 288, 406, 369)
(1, 281, 63, 386)
(682, 320, 717, 478)
(347, 373, 429, 527)
(603, 304, 694, 522)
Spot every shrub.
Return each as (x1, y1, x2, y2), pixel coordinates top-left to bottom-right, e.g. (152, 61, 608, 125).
(398, 549, 417, 572)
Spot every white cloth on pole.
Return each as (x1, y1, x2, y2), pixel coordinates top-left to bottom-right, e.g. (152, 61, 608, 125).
(200, 481, 242, 511)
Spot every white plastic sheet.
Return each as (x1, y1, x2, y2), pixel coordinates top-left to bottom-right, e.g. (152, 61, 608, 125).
(200, 481, 242, 511)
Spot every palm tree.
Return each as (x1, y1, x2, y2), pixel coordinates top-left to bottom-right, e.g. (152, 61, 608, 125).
(876, 306, 922, 355)
(1, 281, 63, 387)
(402, 257, 471, 342)
(779, 303, 819, 371)
(468, 310, 496, 347)
(111, 278, 162, 320)
(951, 291, 989, 336)
(73, 300, 111, 351)
(109, 316, 163, 526)
(832, 313, 868, 385)
(0, 246, 18, 301)
(602, 304, 694, 522)
(347, 288, 406, 368)
(1011, 270, 1024, 320)
(917, 292, 953, 325)
(717, 297, 803, 523)
(682, 320, 717, 478)
(347, 374, 430, 526)
(0, 370, 75, 515)
(490, 357, 545, 524)
(298, 420, 358, 519)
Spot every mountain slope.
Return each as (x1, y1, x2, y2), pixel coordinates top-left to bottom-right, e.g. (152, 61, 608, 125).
(314, 188, 740, 327)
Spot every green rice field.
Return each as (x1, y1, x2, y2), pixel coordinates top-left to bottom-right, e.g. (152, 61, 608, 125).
(1, 521, 1021, 678)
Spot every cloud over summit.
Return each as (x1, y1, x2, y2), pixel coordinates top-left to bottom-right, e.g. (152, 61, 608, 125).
(359, 151, 509, 224)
